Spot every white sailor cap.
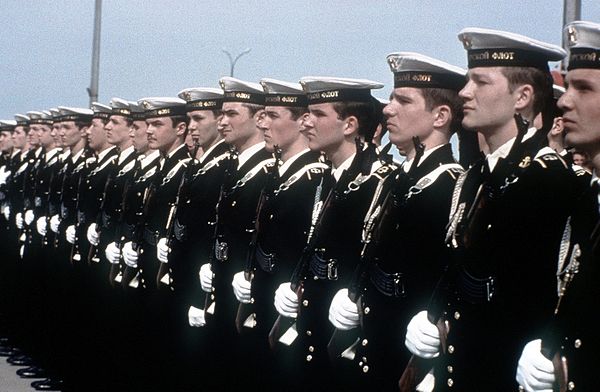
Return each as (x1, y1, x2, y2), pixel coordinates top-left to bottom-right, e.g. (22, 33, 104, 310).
(386, 52, 466, 91)
(177, 87, 224, 111)
(57, 106, 94, 122)
(219, 77, 265, 105)
(109, 97, 132, 117)
(49, 108, 61, 121)
(458, 27, 566, 70)
(27, 111, 53, 125)
(128, 101, 146, 120)
(0, 120, 17, 131)
(260, 78, 308, 107)
(564, 21, 600, 70)
(299, 76, 383, 104)
(138, 97, 187, 118)
(14, 114, 30, 126)
(90, 102, 112, 120)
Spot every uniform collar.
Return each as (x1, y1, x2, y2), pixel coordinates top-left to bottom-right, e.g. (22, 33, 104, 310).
(332, 152, 355, 182)
(45, 147, 62, 162)
(486, 126, 537, 172)
(199, 139, 226, 164)
(279, 148, 310, 176)
(71, 148, 84, 163)
(141, 150, 160, 169)
(96, 145, 117, 162)
(403, 143, 445, 173)
(117, 145, 135, 165)
(237, 141, 265, 169)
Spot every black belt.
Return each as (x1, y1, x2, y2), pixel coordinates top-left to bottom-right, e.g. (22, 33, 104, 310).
(456, 267, 496, 304)
(308, 251, 338, 280)
(255, 243, 277, 273)
(369, 264, 406, 298)
(143, 228, 159, 246)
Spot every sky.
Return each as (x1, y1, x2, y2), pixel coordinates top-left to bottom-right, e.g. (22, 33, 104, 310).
(1, 0, 599, 120)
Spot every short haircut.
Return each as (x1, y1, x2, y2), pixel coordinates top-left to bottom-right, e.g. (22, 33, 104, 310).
(241, 103, 265, 117)
(170, 115, 190, 139)
(287, 106, 309, 121)
(501, 67, 553, 116)
(420, 88, 464, 134)
(75, 120, 92, 129)
(332, 99, 380, 141)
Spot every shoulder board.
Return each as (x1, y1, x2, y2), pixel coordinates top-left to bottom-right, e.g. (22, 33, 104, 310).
(370, 163, 397, 181)
(533, 148, 568, 170)
(571, 164, 589, 177)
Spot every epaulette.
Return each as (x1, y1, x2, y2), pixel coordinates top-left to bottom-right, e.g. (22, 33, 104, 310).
(371, 163, 397, 181)
(533, 152, 568, 170)
(571, 164, 589, 177)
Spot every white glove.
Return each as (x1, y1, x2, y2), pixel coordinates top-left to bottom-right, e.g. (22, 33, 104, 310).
(156, 237, 170, 263)
(516, 339, 555, 392)
(15, 212, 23, 229)
(274, 282, 299, 318)
(232, 271, 252, 303)
(188, 305, 206, 327)
(0, 168, 11, 185)
(50, 214, 60, 233)
(65, 225, 76, 244)
(122, 241, 139, 268)
(405, 310, 441, 359)
(2, 204, 9, 220)
(36, 216, 47, 236)
(24, 209, 34, 225)
(105, 242, 121, 265)
(199, 263, 213, 293)
(86, 223, 100, 246)
(328, 288, 360, 330)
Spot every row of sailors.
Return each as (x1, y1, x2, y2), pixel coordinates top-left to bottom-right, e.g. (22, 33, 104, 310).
(0, 22, 599, 392)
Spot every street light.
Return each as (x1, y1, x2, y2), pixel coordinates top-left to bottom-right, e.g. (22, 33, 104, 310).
(222, 48, 251, 77)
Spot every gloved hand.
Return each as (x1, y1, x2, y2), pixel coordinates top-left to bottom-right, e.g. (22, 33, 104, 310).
(156, 237, 170, 263)
(122, 241, 139, 268)
(36, 216, 47, 236)
(232, 271, 252, 303)
(516, 339, 555, 392)
(274, 282, 299, 318)
(188, 306, 206, 327)
(0, 168, 11, 185)
(105, 242, 121, 265)
(50, 214, 60, 233)
(405, 310, 441, 359)
(86, 223, 100, 246)
(2, 204, 9, 220)
(15, 212, 23, 229)
(199, 263, 213, 293)
(65, 225, 76, 244)
(24, 209, 34, 225)
(328, 288, 360, 330)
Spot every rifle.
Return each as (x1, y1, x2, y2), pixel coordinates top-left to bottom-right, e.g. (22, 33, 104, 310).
(327, 136, 425, 361)
(235, 146, 281, 333)
(41, 157, 58, 247)
(156, 140, 201, 287)
(268, 138, 369, 350)
(69, 165, 88, 263)
(87, 165, 118, 264)
(200, 147, 238, 324)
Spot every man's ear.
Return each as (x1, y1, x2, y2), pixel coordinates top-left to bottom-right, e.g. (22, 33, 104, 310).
(432, 105, 451, 129)
(343, 115, 359, 137)
(175, 122, 187, 136)
(514, 84, 534, 111)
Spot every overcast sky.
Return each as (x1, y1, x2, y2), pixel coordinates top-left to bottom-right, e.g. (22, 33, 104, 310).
(1, 0, 599, 119)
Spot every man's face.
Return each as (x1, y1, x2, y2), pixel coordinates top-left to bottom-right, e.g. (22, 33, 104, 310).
(105, 115, 131, 148)
(459, 67, 517, 134)
(60, 121, 84, 148)
(219, 103, 260, 149)
(51, 123, 62, 146)
(259, 106, 306, 153)
(12, 126, 28, 149)
(0, 131, 11, 152)
(129, 120, 149, 153)
(146, 116, 179, 154)
(87, 118, 108, 152)
(559, 68, 600, 151)
(187, 110, 221, 150)
(304, 103, 346, 155)
(38, 124, 55, 149)
(384, 87, 437, 155)
(27, 126, 40, 147)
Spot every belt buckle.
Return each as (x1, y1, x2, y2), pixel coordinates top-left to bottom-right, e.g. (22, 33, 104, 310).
(327, 260, 338, 280)
(393, 273, 405, 297)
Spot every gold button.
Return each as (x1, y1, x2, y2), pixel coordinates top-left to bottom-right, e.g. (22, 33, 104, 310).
(231, 201, 236, 206)
(447, 378, 454, 387)
(306, 330, 312, 336)
(362, 339, 368, 346)
(302, 299, 309, 307)
(250, 298, 255, 304)
(306, 355, 312, 362)
(454, 311, 460, 320)
(309, 346, 314, 352)
(574, 339, 582, 348)
(137, 192, 141, 196)
(358, 361, 363, 366)
(362, 365, 369, 373)
(364, 307, 370, 314)
(447, 365, 453, 373)
(448, 345, 455, 354)
(568, 381, 575, 390)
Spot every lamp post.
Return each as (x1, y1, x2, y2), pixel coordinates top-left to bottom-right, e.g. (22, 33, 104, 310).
(222, 48, 251, 77)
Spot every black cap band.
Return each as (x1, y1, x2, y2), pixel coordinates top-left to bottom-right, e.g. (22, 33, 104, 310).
(185, 99, 223, 111)
(111, 108, 132, 117)
(307, 88, 372, 104)
(264, 94, 308, 107)
(467, 48, 549, 70)
(93, 112, 111, 120)
(223, 91, 265, 105)
(29, 119, 53, 125)
(394, 71, 465, 91)
(144, 106, 187, 118)
(57, 114, 93, 123)
(568, 48, 600, 70)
